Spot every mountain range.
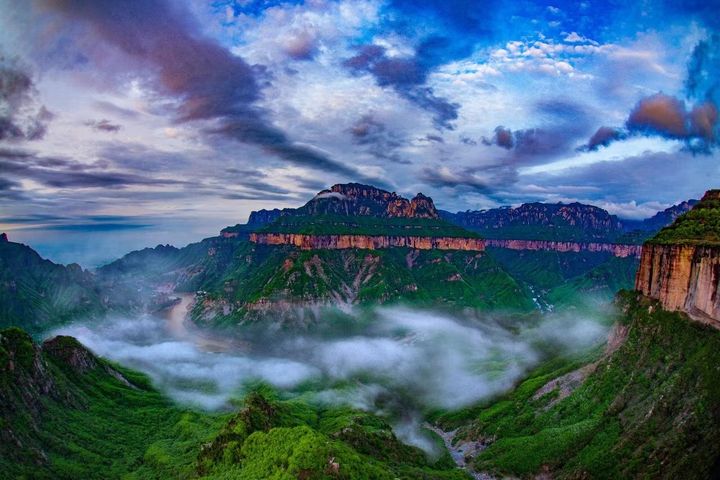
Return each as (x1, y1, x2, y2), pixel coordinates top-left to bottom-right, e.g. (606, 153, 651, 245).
(1, 187, 719, 479)
(0, 184, 698, 332)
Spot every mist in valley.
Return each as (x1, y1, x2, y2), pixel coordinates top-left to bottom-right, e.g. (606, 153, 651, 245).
(50, 300, 612, 452)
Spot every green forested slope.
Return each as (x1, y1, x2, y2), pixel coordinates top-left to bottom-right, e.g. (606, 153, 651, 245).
(436, 292, 720, 479)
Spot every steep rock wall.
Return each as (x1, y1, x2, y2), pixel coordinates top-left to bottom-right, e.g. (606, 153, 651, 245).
(635, 243, 720, 325)
(486, 239, 642, 258)
(249, 233, 485, 251)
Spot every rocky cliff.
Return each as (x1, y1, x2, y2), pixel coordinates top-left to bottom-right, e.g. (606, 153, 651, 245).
(635, 190, 720, 326)
(486, 239, 642, 258)
(248, 183, 439, 226)
(249, 232, 485, 251)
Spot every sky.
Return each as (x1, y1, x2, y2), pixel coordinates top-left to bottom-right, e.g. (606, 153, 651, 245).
(0, 0, 719, 265)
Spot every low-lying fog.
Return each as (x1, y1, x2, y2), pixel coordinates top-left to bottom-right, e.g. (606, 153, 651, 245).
(52, 303, 610, 452)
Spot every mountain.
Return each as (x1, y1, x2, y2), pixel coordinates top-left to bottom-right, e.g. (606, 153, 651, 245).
(636, 190, 720, 324)
(441, 199, 697, 244)
(0, 234, 108, 333)
(440, 202, 625, 242)
(0, 326, 467, 479)
(100, 184, 534, 328)
(437, 200, 697, 309)
(249, 183, 441, 225)
(623, 199, 699, 234)
(429, 189, 720, 478)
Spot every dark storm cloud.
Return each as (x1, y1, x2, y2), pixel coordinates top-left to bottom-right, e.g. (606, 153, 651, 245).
(0, 56, 54, 141)
(348, 114, 409, 164)
(627, 94, 688, 137)
(0, 148, 187, 189)
(0, 176, 25, 199)
(482, 126, 514, 149)
(483, 98, 595, 164)
(42, 0, 362, 179)
(419, 165, 517, 193)
(582, 94, 718, 152)
(582, 126, 627, 151)
(344, 45, 459, 129)
(85, 119, 121, 133)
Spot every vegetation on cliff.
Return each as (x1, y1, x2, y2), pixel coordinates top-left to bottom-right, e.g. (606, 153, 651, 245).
(0, 237, 107, 333)
(436, 292, 720, 479)
(0, 327, 469, 479)
(190, 243, 534, 327)
(649, 190, 720, 245)
(257, 214, 479, 238)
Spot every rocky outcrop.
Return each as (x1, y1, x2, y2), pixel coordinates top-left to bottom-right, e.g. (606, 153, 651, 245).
(249, 232, 485, 251)
(486, 239, 642, 258)
(246, 183, 440, 226)
(635, 244, 720, 326)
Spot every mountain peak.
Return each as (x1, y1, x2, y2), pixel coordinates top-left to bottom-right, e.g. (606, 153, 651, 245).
(288, 183, 440, 219)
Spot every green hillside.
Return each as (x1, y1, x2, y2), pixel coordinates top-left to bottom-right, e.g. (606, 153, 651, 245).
(0, 238, 107, 333)
(434, 292, 720, 479)
(188, 243, 535, 328)
(650, 190, 720, 245)
(0, 327, 467, 479)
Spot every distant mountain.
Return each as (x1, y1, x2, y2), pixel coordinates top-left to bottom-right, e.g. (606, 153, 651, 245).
(623, 199, 699, 234)
(440, 202, 625, 242)
(441, 199, 698, 244)
(0, 234, 108, 333)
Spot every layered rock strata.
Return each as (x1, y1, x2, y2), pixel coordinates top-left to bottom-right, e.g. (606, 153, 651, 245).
(249, 232, 485, 251)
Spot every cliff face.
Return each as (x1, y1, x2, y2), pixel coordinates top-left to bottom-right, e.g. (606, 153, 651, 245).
(635, 190, 720, 326)
(249, 232, 485, 251)
(635, 244, 720, 325)
(486, 239, 642, 258)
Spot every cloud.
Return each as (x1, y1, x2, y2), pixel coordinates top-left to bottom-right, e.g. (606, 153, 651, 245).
(627, 93, 688, 137)
(483, 98, 596, 164)
(0, 148, 188, 189)
(580, 94, 718, 152)
(344, 44, 459, 129)
(42, 0, 362, 179)
(0, 55, 53, 141)
(419, 165, 516, 192)
(582, 126, 627, 151)
(52, 303, 610, 415)
(348, 114, 409, 164)
(85, 119, 121, 132)
(482, 126, 514, 149)
(528, 149, 713, 209)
